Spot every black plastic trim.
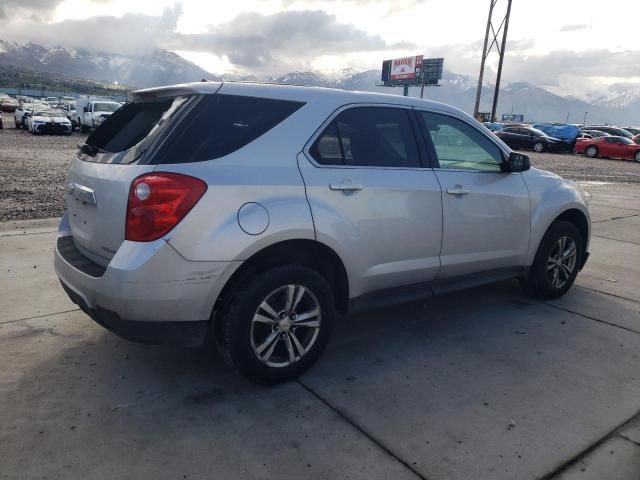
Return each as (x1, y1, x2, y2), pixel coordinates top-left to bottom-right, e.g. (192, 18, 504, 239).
(57, 236, 106, 278)
(348, 266, 525, 313)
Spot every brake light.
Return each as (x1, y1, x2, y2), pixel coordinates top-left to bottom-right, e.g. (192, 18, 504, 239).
(125, 173, 207, 242)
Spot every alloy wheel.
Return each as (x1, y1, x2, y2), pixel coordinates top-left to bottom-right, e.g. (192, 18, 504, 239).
(250, 284, 322, 368)
(586, 146, 597, 158)
(546, 236, 577, 289)
(534, 142, 544, 153)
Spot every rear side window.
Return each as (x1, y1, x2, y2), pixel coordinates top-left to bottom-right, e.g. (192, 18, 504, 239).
(311, 107, 420, 168)
(156, 94, 305, 164)
(87, 98, 182, 153)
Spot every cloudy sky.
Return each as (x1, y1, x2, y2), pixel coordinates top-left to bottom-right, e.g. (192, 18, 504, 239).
(1, 0, 639, 100)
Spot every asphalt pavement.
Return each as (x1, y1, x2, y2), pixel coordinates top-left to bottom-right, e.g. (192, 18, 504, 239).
(1, 182, 639, 479)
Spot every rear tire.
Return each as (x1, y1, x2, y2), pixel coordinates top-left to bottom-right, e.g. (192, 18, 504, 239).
(80, 123, 89, 133)
(634, 151, 640, 162)
(217, 264, 334, 384)
(521, 221, 583, 299)
(533, 142, 544, 153)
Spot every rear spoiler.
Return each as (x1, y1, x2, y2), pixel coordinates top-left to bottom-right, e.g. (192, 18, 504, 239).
(130, 82, 222, 101)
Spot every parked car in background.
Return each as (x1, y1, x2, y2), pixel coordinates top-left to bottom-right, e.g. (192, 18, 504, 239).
(575, 136, 640, 162)
(15, 102, 33, 128)
(54, 82, 591, 382)
(75, 97, 121, 132)
(46, 96, 59, 107)
(533, 123, 580, 153)
(0, 93, 19, 112)
(495, 126, 562, 152)
(59, 102, 78, 130)
(15, 103, 38, 129)
(27, 108, 72, 135)
(580, 130, 611, 139)
(583, 126, 635, 140)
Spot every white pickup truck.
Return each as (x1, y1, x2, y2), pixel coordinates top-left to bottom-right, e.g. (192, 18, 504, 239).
(75, 97, 121, 133)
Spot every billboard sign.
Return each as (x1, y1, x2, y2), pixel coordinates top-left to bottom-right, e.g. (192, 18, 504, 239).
(382, 55, 423, 82)
(381, 56, 443, 86)
(390, 55, 423, 81)
(502, 114, 524, 122)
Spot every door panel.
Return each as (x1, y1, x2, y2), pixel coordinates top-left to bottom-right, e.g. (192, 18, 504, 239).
(299, 155, 442, 297)
(416, 109, 531, 278)
(299, 105, 442, 298)
(434, 170, 530, 277)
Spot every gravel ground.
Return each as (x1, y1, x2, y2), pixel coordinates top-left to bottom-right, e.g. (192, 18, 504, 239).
(0, 112, 87, 221)
(1, 111, 639, 221)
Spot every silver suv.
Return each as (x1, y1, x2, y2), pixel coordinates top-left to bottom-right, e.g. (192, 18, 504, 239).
(54, 82, 591, 383)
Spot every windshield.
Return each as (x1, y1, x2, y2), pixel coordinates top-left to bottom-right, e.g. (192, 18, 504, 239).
(616, 129, 634, 138)
(94, 102, 120, 112)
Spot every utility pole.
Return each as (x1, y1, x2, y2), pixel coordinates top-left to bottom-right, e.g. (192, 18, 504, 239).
(583, 111, 588, 126)
(473, 0, 513, 121)
(403, 85, 409, 97)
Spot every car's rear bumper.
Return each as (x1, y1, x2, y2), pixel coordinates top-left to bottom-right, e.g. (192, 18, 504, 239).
(54, 213, 241, 345)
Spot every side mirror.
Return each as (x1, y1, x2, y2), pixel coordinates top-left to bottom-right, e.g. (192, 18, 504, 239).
(503, 152, 530, 172)
(83, 106, 89, 113)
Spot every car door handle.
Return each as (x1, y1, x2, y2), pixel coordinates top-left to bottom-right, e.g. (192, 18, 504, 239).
(446, 186, 471, 195)
(329, 180, 363, 192)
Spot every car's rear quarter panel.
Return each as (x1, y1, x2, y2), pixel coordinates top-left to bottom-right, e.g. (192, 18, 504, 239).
(159, 91, 339, 263)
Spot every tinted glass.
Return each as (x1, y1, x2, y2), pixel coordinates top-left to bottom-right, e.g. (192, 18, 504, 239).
(420, 111, 503, 172)
(157, 94, 304, 164)
(87, 97, 183, 154)
(310, 121, 343, 164)
(502, 127, 518, 134)
(312, 107, 419, 168)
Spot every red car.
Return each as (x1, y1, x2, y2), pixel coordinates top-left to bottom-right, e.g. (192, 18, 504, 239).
(575, 136, 640, 162)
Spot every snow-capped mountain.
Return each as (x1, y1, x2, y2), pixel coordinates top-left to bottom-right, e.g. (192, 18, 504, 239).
(0, 40, 212, 87)
(0, 40, 637, 124)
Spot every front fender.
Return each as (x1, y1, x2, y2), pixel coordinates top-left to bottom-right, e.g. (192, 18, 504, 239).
(523, 170, 591, 265)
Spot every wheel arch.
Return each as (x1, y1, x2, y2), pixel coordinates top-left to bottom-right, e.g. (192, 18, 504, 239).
(531, 208, 590, 267)
(211, 239, 350, 336)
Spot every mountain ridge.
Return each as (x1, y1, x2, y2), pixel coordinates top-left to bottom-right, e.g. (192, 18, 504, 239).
(0, 40, 637, 124)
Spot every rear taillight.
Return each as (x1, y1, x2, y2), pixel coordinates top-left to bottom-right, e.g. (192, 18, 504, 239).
(125, 173, 207, 242)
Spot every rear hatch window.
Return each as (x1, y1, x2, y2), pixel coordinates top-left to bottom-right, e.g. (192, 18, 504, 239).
(81, 96, 190, 164)
(151, 94, 305, 164)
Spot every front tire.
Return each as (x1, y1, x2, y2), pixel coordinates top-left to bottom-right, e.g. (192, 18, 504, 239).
(521, 221, 583, 299)
(585, 145, 598, 158)
(218, 264, 334, 383)
(634, 151, 640, 162)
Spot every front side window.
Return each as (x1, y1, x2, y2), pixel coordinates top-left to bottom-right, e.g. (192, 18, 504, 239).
(311, 107, 419, 168)
(419, 111, 504, 172)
